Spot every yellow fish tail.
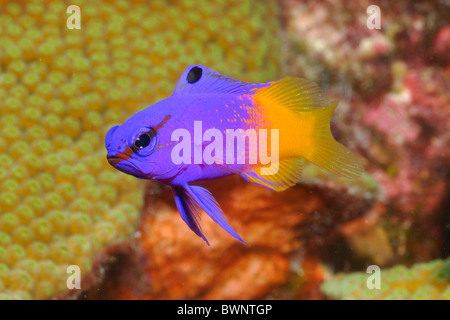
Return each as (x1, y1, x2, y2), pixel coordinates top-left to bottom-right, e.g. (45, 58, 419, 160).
(298, 102, 364, 178)
(252, 78, 364, 180)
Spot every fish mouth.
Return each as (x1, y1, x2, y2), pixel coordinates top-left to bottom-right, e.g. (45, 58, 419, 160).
(107, 146, 134, 165)
(107, 154, 129, 165)
(107, 157, 142, 177)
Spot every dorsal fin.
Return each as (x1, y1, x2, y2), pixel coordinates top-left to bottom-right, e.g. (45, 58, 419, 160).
(251, 77, 329, 112)
(172, 64, 269, 96)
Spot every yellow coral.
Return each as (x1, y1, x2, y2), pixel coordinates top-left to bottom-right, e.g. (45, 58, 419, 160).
(0, 0, 281, 299)
(321, 259, 450, 300)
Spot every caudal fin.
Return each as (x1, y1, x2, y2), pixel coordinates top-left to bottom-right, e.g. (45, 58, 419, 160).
(302, 103, 364, 178)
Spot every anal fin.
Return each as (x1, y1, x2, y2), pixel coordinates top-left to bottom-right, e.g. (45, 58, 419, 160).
(241, 157, 303, 192)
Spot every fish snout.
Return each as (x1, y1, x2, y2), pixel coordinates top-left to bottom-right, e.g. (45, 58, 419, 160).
(105, 125, 119, 149)
(105, 125, 131, 165)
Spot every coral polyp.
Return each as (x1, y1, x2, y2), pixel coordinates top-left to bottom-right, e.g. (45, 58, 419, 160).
(321, 259, 450, 300)
(0, 0, 281, 299)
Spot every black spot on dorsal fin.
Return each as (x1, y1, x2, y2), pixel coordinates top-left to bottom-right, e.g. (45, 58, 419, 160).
(186, 66, 202, 84)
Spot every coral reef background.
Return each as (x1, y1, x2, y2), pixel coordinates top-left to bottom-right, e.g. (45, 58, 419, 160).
(1, 0, 449, 300)
(0, 0, 280, 299)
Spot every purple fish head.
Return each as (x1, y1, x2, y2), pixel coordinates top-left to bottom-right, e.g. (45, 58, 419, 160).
(105, 101, 180, 181)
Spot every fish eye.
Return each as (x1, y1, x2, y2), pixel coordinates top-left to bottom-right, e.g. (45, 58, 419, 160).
(132, 128, 157, 155)
(134, 133, 151, 149)
(187, 66, 202, 84)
